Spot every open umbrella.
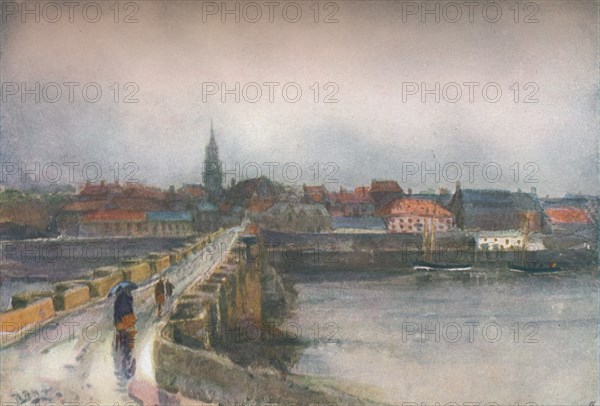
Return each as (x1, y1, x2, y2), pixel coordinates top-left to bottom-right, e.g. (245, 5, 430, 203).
(108, 281, 138, 297)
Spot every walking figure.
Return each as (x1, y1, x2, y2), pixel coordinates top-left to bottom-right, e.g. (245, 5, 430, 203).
(113, 286, 137, 379)
(165, 278, 175, 298)
(154, 277, 166, 317)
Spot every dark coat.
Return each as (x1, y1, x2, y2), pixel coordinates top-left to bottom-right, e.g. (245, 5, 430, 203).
(165, 281, 174, 296)
(114, 289, 134, 324)
(155, 280, 165, 297)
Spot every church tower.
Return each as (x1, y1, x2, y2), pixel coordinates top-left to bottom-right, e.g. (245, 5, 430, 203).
(203, 119, 223, 201)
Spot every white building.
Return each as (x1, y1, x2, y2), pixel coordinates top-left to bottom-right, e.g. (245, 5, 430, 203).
(476, 231, 545, 251)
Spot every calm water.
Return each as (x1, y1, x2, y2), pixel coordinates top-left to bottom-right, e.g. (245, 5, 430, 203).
(286, 268, 599, 405)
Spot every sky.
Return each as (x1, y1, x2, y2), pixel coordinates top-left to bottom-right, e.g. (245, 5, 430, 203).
(0, 0, 598, 197)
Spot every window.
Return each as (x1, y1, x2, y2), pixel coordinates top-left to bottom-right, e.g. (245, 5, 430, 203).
(408, 218, 413, 223)
(409, 226, 413, 230)
(505, 239, 509, 245)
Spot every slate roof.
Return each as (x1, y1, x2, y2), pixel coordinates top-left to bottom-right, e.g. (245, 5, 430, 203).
(457, 189, 545, 230)
(332, 216, 386, 230)
(196, 202, 218, 212)
(266, 202, 330, 217)
(409, 193, 453, 207)
(461, 189, 543, 211)
(147, 211, 192, 222)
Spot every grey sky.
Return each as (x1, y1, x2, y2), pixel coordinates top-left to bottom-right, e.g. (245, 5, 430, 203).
(1, 0, 598, 196)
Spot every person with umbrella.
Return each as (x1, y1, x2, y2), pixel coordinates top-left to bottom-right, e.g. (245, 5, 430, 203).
(113, 285, 136, 331)
(110, 282, 138, 350)
(110, 281, 138, 378)
(154, 276, 166, 317)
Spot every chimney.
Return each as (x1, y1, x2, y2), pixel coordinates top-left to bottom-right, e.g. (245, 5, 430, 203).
(407, 188, 412, 196)
(169, 185, 175, 194)
(531, 187, 537, 195)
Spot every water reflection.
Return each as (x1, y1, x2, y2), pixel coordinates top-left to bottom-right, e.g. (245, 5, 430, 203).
(113, 329, 137, 381)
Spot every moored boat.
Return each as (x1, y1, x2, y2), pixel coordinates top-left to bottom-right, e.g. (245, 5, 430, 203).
(412, 213, 472, 271)
(509, 262, 561, 274)
(413, 259, 473, 272)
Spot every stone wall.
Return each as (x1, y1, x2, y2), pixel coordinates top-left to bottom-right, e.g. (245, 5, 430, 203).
(1, 229, 226, 340)
(161, 242, 259, 351)
(52, 284, 90, 311)
(0, 298, 55, 332)
(120, 260, 153, 284)
(152, 241, 367, 404)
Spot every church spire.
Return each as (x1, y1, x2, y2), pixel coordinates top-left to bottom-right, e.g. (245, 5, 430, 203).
(203, 118, 223, 201)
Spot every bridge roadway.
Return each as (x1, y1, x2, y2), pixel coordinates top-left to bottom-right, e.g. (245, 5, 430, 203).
(0, 227, 239, 405)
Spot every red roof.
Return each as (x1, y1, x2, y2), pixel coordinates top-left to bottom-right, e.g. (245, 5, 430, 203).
(244, 224, 260, 235)
(62, 200, 109, 212)
(110, 197, 166, 211)
(83, 210, 146, 222)
(79, 182, 123, 196)
(545, 207, 590, 224)
(370, 180, 402, 193)
(304, 185, 328, 203)
(178, 184, 206, 198)
(354, 186, 371, 200)
(376, 198, 453, 218)
(122, 184, 166, 199)
(247, 198, 274, 213)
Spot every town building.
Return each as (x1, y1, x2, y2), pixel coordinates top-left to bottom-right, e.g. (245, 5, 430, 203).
(252, 202, 332, 233)
(447, 185, 547, 233)
(193, 202, 219, 233)
(328, 187, 375, 217)
(178, 184, 207, 201)
(369, 180, 404, 209)
(376, 198, 454, 234)
(147, 211, 194, 237)
(78, 210, 193, 238)
(302, 184, 330, 206)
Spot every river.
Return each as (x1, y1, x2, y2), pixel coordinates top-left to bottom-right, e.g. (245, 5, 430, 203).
(284, 267, 599, 405)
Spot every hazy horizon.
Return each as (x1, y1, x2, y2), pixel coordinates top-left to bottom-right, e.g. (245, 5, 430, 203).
(1, 1, 598, 196)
